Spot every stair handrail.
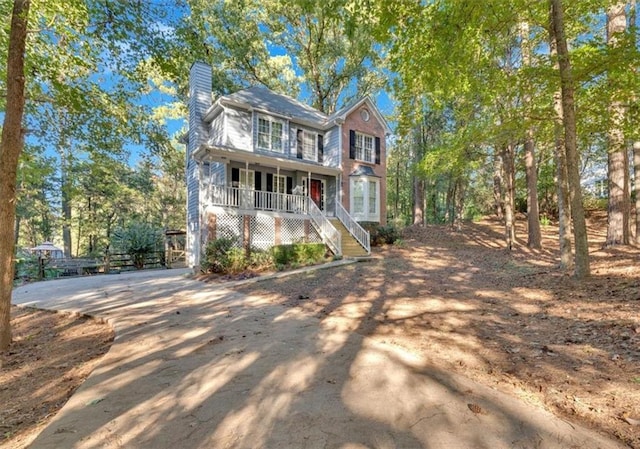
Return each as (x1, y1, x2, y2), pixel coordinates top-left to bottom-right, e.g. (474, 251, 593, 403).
(335, 202, 370, 255)
(308, 198, 342, 256)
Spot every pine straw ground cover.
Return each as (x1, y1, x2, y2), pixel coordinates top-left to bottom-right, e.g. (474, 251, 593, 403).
(234, 213, 640, 448)
(0, 308, 113, 449)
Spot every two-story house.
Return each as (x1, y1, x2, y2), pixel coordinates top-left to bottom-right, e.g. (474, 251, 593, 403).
(185, 62, 390, 269)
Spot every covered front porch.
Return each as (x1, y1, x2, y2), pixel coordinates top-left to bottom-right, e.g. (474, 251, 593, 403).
(194, 147, 370, 256)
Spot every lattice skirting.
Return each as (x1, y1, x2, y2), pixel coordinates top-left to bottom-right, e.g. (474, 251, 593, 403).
(205, 212, 322, 251)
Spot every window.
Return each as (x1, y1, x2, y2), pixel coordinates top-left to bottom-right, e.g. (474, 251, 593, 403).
(352, 180, 364, 214)
(257, 115, 284, 152)
(239, 169, 254, 189)
(368, 180, 377, 214)
(350, 177, 379, 221)
(355, 132, 374, 163)
(273, 174, 286, 194)
(302, 131, 317, 161)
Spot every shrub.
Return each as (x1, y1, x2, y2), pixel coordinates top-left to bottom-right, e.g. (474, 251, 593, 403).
(13, 251, 39, 282)
(225, 247, 248, 274)
(249, 249, 274, 271)
(361, 222, 401, 246)
(271, 243, 326, 268)
(201, 237, 239, 273)
(111, 222, 162, 269)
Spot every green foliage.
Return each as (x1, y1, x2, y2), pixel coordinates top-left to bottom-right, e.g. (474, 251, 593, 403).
(224, 247, 249, 275)
(361, 222, 400, 246)
(202, 239, 282, 274)
(110, 222, 162, 269)
(583, 196, 608, 211)
(540, 215, 551, 227)
(201, 238, 238, 273)
(271, 243, 326, 268)
(13, 252, 39, 283)
(248, 250, 275, 272)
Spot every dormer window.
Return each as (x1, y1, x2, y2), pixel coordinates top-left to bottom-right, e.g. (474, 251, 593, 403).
(257, 115, 284, 153)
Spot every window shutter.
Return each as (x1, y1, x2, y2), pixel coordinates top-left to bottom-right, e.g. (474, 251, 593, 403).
(232, 167, 239, 185)
(374, 137, 381, 164)
(349, 130, 356, 159)
(266, 173, 273, 192)
(317, 134, 324, 163)
(286, 176, 293, 194)
(296, 129, 303, 159)
(254, 171, 262, 190)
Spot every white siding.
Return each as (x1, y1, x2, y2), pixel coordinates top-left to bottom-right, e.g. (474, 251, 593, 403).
(225, 106, 252, 150)
(323, 126, 340, 168)
(209, 113, 224, 147)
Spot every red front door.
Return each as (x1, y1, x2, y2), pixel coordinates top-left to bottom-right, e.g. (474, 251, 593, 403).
(310, 179, 322, 210)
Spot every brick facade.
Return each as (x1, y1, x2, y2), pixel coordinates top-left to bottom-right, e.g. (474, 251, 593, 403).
(340, 103, 387, 225)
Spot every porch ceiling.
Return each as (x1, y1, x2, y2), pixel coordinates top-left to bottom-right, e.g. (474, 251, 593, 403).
(193, 144, 341, 176)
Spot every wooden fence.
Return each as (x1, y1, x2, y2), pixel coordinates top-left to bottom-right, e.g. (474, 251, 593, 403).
(30, 250, 169, 280)
(103, 251, 165, 273)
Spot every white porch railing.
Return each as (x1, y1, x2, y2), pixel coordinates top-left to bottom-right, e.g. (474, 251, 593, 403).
(207, 184, 342, 256)
(208, 185, 308, 214)
(336, 202, 370, 254)
(308, 199, 342, 256)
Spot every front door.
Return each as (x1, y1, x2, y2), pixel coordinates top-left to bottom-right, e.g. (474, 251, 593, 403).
(310, 179, 323, 210)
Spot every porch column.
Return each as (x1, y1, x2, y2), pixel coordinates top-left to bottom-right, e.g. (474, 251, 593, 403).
(304, 219, 310, 243)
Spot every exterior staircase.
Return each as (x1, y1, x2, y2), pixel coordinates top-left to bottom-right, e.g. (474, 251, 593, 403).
(329, 218, 369, 258)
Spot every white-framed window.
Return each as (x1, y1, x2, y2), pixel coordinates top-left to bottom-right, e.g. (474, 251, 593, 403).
(302, 130, 317, 161)
(352, 179, 365, 214)
(368, 180, 377, 214)
(273, 174, 286, 194)
(239, 169, 255, 189)
(355, 132, 374, 163)
(350, 177, 379, 221)
(257, 115, 284, 152)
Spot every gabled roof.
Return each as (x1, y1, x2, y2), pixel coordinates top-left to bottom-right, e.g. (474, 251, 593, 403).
(206, 85, 391, 134)
(219, 86, 329, 124)
(328, 96, 392, 135)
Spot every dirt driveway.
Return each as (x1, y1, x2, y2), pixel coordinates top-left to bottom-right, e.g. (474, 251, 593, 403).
(11, 265, 626, 449)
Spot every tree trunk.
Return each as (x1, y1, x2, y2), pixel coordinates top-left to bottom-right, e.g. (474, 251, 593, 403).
(634, 142, 640, 244)
(550, 0, 590, 278)
(0, 0, 31, 351)
(606, 3, 630, 246)
(445, 177, 453, 225)
(413, 176, 424, 225)
(520, 21, 542, 249)
(394, 160, 400, 220)
(60, 144, 73, 257)
(550, 32, 573, 270)
(453, 178, 464, 232)
(501, 143, 516, 250)
(524, 131, 542, 249)
(493, 152, 504, 219)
